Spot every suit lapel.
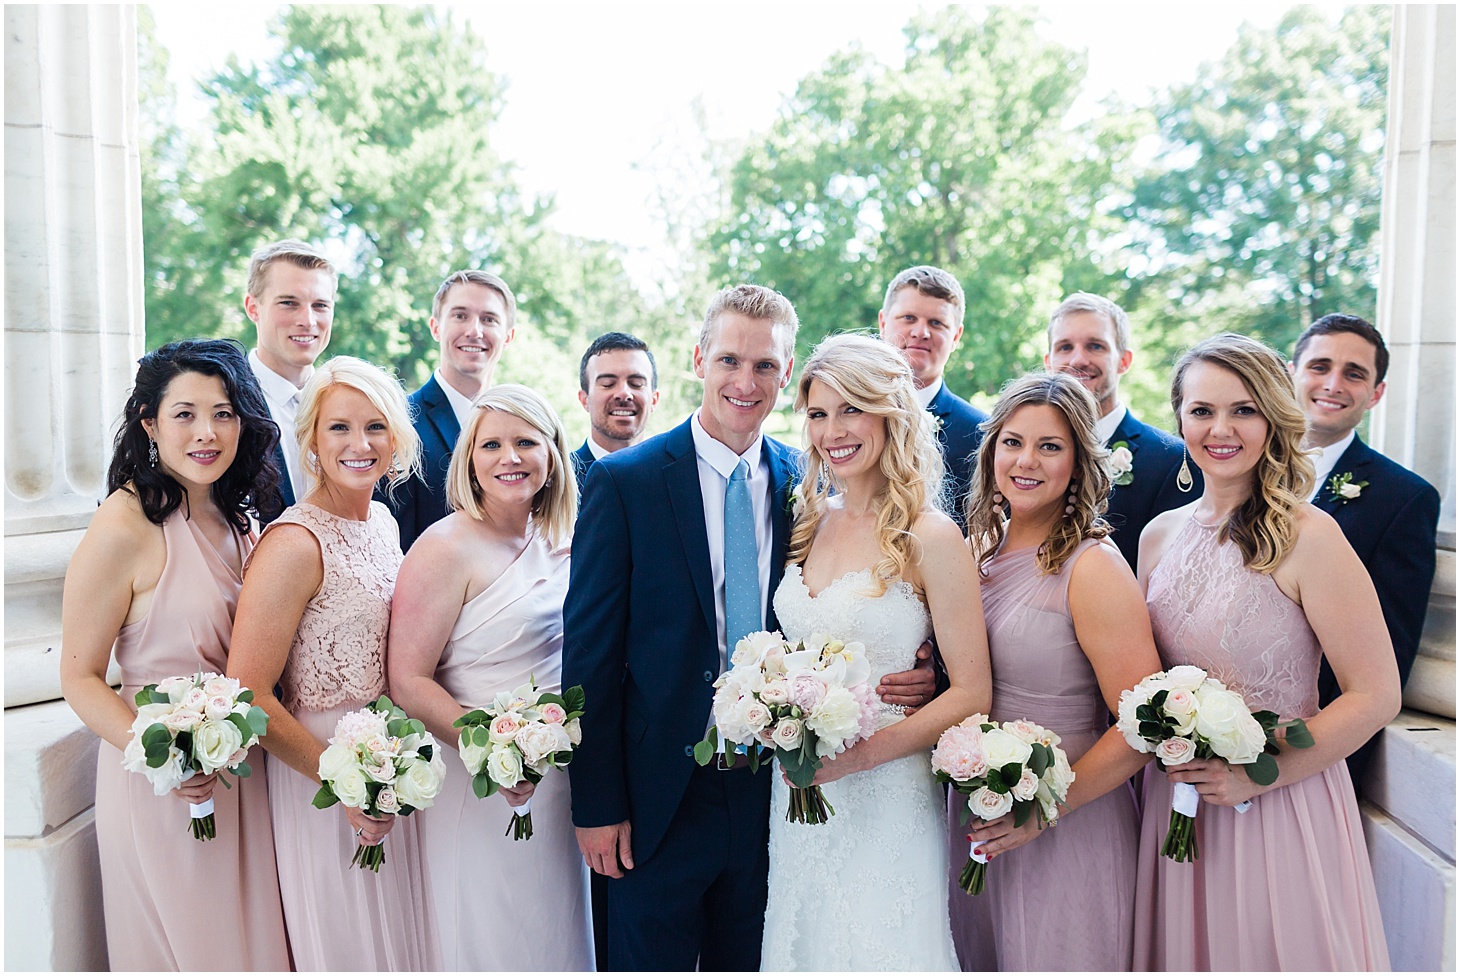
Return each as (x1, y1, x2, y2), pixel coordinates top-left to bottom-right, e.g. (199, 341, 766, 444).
(273, 441, 295, 506)
(1313, 436, 1374, 515)
(1108, 409, 1145, 451)
(420, 377, 461, 455)
(663, 426, 719, 644)
(764, 440, 798, 616)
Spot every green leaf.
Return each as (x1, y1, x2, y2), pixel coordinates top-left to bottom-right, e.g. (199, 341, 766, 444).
(1243, 752, 1280, 786)
(1281, 719, 1315, 750)
(778, 744, 820, 789)
(562, 686, 587, 714)
(1028, 743, 1051, 778)
(472, 772, 492, 799)
(312, 783, 340, 809)
(693, 738, 715, 767)
(454, 709, 489, 728)
(246, 705, 269, 738)
(134, 684, 158, 708)
(419, 743, 434, 762)
(472, 726, 490, 748)
(235, 761, 252, 779)
(237, 688, 254, 704)
(1012, 799, 1032, 828)
(226, 712, 254, 744)
(537, 692, 567, 708)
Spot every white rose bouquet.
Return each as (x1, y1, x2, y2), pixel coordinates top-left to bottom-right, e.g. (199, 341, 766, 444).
(452, 679, 585, 841)
(1116, 665, 1314, 862)
(123, 672, 269, 841)
(694, 631, 879, 825)
(312, 696, 446, 871)
(931, 714, 1073, 895)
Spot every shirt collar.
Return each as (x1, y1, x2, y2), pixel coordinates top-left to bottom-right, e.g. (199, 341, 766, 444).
(690, 409, 764, 479)
(586, 435, 612, 461)
(1309, 429, 1357, 497)
(249, 348, 310, 403)
(914, 378, 942, 410)
(434, 370, 479, 430)
(1096, 403, 1128, 445)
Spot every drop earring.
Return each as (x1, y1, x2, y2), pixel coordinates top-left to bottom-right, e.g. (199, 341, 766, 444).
(991, 491, 1004, 506)
(147, 439, 158, 467)
(1065, 482, 1077, 516)
(1176, 451, 1194, 493)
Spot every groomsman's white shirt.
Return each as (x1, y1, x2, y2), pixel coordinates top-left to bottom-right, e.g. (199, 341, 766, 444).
(249, 349, 311, 503)
(1094, 403, 1127, 446)
(434, 368, 476, 431)
(1307, 429, 1357, 502)
(691, 410, 774, 675)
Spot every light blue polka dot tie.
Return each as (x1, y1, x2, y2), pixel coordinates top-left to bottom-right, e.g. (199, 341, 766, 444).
(724, 458, 761, 650)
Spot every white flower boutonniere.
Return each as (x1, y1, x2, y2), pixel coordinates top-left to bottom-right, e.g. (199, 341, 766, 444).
(1108, 441, 1134, 487)
(1326, 471, 1368, 505)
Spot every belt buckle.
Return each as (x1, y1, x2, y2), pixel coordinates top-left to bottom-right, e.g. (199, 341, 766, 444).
(715, 750, 744, 771)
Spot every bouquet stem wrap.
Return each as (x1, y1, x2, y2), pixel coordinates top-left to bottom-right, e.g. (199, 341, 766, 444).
(1163, 781, 1200, 862)
(958, 841, 989, 896)
(507, 796, 534, 840)
(188, 797, 216, 841)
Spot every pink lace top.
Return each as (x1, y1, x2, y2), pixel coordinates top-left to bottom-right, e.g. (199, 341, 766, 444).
(1146, 514, 1320, 721)
(253, 501, 401, 712)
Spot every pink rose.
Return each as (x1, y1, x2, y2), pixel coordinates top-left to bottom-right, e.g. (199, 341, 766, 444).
(1156, 736, 1197, 767)
(771, 717, 804, 751)
(489, 714, 523, 744)
(789, 674, 827, 712)
(538, 702, 567, 724)
(204, 696, 233, 721)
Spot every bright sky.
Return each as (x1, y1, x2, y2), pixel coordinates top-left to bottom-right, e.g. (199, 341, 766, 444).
(150, 2, 1318, 280)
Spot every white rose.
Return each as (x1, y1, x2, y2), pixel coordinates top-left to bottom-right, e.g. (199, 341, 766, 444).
(121, 731, 150, 776)
(1109, 445, 1134, 474)
(759, 679, 791, 706)
(180, 688, 209, 712)
(332, 766, 370, 808)
(161, 708, 204, 734)
(375, 787, 401, 814)
(740, 699, 773, 734)
(771, 717, 803, 751)
(1164, 666, 1208, 693)
(565, 716, 582, 746)
(1191, 686, 1247, 738)
(1338, 481, 1362, 499)
(395, 755, 444, 809)
(143, 745, 189, 795)
(1044, 750, 1075, 797)
(317, 742, 355, 783)
(1155, 736, 1197, 767)
(486, 745, 525, 789)
(204, 696, 234, 722)
(806, 686, 862, 751)
(1163, 688, 1199, 735)
(458, 732, 490, 775)
(981, 728, 1034, 771)
(362, 760, 396, 784)
(201, 675, 239, 699)
(1209, 719, 1268, 766)
(193, 719, 244, 774)
(515, 722, 572, 765)
(1116, 689, 1150, 752)
(967, 786, 1014, 821)
(156, 675, 193, 702)
(1011, 767, 1039, 801)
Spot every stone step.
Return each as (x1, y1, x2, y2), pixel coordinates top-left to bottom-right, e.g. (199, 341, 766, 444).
(5, 698, 99, 838)
(1361, 710, 1456, 862)
(3, 806, 108, 971)
(1362, 801, 1456, 971)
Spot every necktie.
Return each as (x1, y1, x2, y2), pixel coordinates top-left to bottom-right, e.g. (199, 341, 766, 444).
(723, 458, 761, 651)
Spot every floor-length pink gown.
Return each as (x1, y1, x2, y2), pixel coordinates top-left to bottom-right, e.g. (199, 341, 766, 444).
(257, 501, 441, 971)
(417, 533, 593, 970)
(948, 538, 1139, 971)
(94, 511, 290, 971)
(1135, 514, 1389, 970)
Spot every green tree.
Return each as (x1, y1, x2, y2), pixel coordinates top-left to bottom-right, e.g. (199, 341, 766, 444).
(1123, 5, 1390, 356)
(709, 6, 1133, 400)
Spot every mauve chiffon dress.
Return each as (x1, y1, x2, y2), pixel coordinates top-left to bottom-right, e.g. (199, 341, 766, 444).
(94, 511, 290, 971)
(256, 501, 441, 971)
(1134, 514, 1389, 971)
(948, 537, 1140, 971)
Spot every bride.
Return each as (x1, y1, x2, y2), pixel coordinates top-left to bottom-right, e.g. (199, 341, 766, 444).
(763, 334, 992, 971)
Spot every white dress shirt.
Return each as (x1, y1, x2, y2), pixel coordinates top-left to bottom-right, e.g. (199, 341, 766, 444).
(691, 410, 775, 674)
(1307, 429, 1356, 502)
(914, 378, 942, 410)
(1095, 403, 1128, 447)
(586, 435, 612, 461)
(434, 369, 478, 431)
(249, 349, 311, 503)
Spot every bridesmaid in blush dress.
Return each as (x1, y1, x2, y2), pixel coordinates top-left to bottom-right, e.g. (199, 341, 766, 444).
(228, 357, 441, 971)
(389, 385, 592, 970)
(948, 372, 1161, 972)
(60, 340, 289, 971)
(1134, 334, 1394, 970)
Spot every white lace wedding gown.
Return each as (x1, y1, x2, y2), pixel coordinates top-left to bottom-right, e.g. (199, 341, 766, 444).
(761, 565, 959, 972)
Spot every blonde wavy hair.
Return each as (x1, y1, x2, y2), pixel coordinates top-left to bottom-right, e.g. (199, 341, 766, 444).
(445, 384, 577, 549)
(295, 356, 421, 496)
(787, 333, 944, 595)
(965, 372, 1112, 575)
(1170, 333, 1313, 573)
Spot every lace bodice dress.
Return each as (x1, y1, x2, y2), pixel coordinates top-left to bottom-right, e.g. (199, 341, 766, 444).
(761, 565, 959, 972)
(1133, 515, 1388, 970)
(254, 501, 440, 971)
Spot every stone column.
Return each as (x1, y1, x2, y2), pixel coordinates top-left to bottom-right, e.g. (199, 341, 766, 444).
(1361, 5, 1456, 972)
(4, 5, 144, 970)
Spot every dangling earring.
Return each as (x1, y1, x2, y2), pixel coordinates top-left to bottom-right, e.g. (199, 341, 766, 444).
(1176, 451, 1194, 493)
(1065, 482, 1078, 516)
(991, 491, 1004, 507)
(147, 439, 158, 467)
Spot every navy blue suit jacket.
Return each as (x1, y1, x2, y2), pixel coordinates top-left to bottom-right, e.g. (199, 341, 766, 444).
(1105, 408, 1198, 569)
(562, 419, 797, 862)
(928, 382, 987, 531)
(1314, 435, 1440, 706)
(387, 375, 460, 552)
(256, 439, 294, 525)
(570, 441, 595, 502)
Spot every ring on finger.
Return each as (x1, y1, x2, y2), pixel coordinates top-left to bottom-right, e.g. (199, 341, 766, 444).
(354, 826, 364, 837)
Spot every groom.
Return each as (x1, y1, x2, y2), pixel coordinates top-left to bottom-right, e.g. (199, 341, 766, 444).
(564, 284, 937, 971)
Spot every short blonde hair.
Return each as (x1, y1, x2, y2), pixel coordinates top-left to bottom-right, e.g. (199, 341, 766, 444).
(700, 284, 799, 364)
(246, 239, 335, 299)
(445, 384, 577, 548)
(295, 357, 421, 495)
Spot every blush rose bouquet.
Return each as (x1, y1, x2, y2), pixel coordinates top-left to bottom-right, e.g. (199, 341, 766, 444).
(452, 679, 585, 841)
(123, 671, 269, 840)
(695, 631, 880, 825)
(1116, 665, 1313, 862)
(313, 695, 446, 871)
(932, 714, 1073, 895)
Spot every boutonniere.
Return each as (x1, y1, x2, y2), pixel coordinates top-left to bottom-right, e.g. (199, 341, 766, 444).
(1327, 471, 1368, 504)
(1108, 440, 1134, 486)
(783, 470, 804, 521)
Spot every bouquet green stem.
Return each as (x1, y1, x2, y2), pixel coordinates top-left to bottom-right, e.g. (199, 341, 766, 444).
(958, 855, 987, 896)
(786, 785, 835, 824)
(351, 841, 386, 872)
(1162, 810, 1197, 862)
(187, 798, 216, 842)
(506, 797, 534, 841)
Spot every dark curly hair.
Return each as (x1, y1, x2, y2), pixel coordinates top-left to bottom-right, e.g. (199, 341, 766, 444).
(106, 339, 280, 532)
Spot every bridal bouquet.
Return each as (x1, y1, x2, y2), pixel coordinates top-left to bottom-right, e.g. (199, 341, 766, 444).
(695, 631, 879, 825)
(932, 714, 1073, 895)
(313, 695, 446, 871)
(453, 680, 585, 841)
(1116, 665, 1313, 862)
(123, 672, 269, 841)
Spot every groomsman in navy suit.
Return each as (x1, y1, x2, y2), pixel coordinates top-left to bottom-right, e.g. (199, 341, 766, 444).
(571, 332, 661, 494)
(1290, 314, 1440, 783)
(387, 270, 516, 551)
(242, 239, 337, 524)
(1045, 294, 1197, 567)
(878, 265, 986, 530)
(564, 285, 936, 971)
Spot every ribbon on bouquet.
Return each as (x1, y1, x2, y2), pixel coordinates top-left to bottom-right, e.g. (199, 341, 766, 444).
(1171, 781, 1251, 816)
(515, 796, 532, 817)
(968, 840, 987, 865)
(189, 797, 215, 819)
